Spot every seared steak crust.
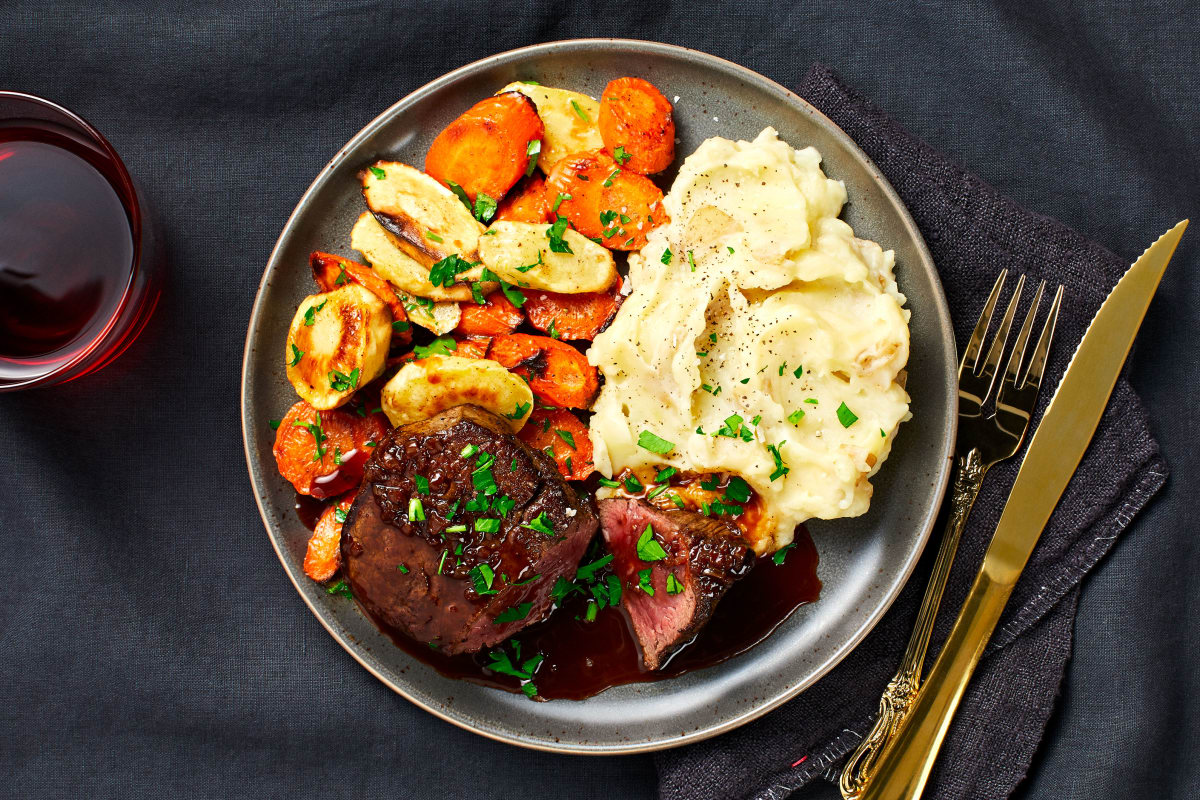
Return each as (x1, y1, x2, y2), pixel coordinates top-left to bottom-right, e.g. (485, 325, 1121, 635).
(342, 405, 597, 654)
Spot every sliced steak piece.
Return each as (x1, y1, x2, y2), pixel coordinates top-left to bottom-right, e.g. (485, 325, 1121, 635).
(342, 404, 597, 654)
(598, 497, 754, 670)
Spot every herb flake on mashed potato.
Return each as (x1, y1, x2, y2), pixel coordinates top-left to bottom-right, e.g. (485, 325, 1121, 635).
(588, 127, 911, 555)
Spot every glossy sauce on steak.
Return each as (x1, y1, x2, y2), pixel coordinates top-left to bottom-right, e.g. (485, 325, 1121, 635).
(341, 405, 597, 654)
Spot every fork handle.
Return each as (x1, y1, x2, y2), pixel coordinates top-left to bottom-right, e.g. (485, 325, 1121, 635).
(838, 449, 988, 799)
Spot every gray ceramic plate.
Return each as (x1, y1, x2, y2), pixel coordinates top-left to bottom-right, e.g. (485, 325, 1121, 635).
(241, 39, 956, 754)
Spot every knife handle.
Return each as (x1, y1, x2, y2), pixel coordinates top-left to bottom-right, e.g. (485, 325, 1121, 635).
(857, 562, 1017, 800)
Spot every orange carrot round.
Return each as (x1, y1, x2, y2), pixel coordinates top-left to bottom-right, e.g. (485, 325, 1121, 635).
(303, 494, 354, 582)
(523, 276, 623, 341)
(488, 333, 599, 409)
(518, 407, 594, 480)
(599, 77, 675, 175)
(546, 150, 666, 251)
(273, 401, 387, 498)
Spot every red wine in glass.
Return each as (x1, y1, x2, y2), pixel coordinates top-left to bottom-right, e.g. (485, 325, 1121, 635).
(0, 92, 158, 390)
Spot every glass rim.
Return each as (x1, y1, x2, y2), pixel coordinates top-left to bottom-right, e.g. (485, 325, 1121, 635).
(0, 90, 146, 390)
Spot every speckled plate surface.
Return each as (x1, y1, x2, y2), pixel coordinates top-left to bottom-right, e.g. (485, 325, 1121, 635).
(241, 39, 956, 754)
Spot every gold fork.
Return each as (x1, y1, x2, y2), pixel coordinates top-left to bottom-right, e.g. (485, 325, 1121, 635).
(839, 271, 1063, 799)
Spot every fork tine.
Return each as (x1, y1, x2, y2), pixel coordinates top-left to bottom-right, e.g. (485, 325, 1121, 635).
(962, 270, 1007, 372)
(1020, 285, 1063, 390)
(1002, 280, 1046, 386)
(975, 273, 1025, 404)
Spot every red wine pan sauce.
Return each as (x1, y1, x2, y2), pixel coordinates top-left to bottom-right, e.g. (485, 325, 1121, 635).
(366, 526, 821, 700)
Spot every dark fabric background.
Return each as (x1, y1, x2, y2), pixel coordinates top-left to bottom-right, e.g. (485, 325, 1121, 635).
(1, 2, 1196, 799)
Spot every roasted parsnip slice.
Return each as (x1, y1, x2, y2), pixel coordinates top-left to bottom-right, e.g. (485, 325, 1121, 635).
(285, 284, 391, 410)
(380, 355, 534, 431)
(499, 82, 603, 170)
(396, 290, 462, 336)
(360, 161, 486, 268)
(478, 220, 617, 293)
(350, 212, 493, 303)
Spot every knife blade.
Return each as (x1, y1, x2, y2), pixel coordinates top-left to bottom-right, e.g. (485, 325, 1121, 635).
(860, 219, 1189, 800)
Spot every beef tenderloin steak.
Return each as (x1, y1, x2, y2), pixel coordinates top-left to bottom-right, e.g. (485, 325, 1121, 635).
(342, 404, 597, 654)
(598, 497, 754, 669)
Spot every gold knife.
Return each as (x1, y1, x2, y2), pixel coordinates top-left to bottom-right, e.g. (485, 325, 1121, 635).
(860, 219, 1189, 800)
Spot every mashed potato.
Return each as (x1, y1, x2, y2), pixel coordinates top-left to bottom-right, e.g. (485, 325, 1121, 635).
(587, 128, 911, 554)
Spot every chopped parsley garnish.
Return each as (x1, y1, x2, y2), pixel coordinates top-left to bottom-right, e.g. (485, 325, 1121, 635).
(522, 512, 555, 537)
(793, 365, 804, 378)
(669, 493, 685, 508)
(494, 602, 533, 624)
(302, 300, 327, 326)
(655, 466, 678, 483)
(328, 367, 360, 392)
(333, 446, 342, 465)
(697, 351, 708, 358)
(333, 265, 348, 285)
(288, 344, 304, 366)
(715, 414, 744, 439)
(602, 168, 620, 188)
(445, 524, 467, 533)
(771, 543, 796, 566)
(666, 573, 685, 595)
(661, 247, 673, 265)
(408, 497, 425, 522)
(397, 564, 409, 574)
(414, 475, 430, 495)
(612, 145, 631, 165)
(472, 454, 498, 496)
(646, 485, 668, 500)
(623, 473, 644, 493)
(687, 250, 696, 272)
(493, 495, 516, 518)
(269, 419, 281, 431)
(326, 580, 352, 598)
(546, 215, 573, 254)
(552, 192, 571, 213)
(837, 402, 859, 428)
(392, 319, 410, 333)
(597, 477, 621, 489)
(334, 506, 348, 524)
(428, 253, 477, 287)
(504, 401, 532, 420)
(368, 166, 386, 180)
(480, 267, 528, 308)
(555, 429, 577, 449)
(805, 398, 819, 405)
(437, 550, 448, 574)
(636, 525, 668, 562)
(881, 428, 888, 438)
(460, 444, 479, 458)
(637, 568, 655, 595)
(727, 246, 735, 255)
(724, 476, 752, 504)
(637, 430, 675, 455)
(484, 640, 543, 698)
(569, 99, 590, 122)
(425, 231, 444, 243)
(584, 601, 599, 622)
(445, 179, 473, 212)
(788, 409, 805, 424)
(547, 318, 560, 339)
(512, 573, 541, 586)
(413, 337, 457, 359)
(475, 518, 501, 533)
(525, 139, 541, 177)
(739, 377, 750, 384)
(473, 191, 498, 224)
(778, 362, 788, 376)
(470, 563, 497, 594)
(767, 441, 790, 481)
(576, 553, 614, 581)
(292, 417, 327, 462)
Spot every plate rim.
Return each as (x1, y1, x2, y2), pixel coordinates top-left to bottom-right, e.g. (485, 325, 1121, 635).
(240, 37, 957, 755)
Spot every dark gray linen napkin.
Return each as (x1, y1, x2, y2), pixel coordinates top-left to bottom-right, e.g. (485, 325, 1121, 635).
(656, 64, 1169, 800)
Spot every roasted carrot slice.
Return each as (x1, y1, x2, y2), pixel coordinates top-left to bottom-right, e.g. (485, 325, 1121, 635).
(598, 77, 675, 175)
(310, 251, 412, 345)
(456, 290, 523, 336)
(545, 150, 666, 250)
(273, 401, 387, 498)
(424, 92, 544, 204)
(495, 174, 553, 224)
(394, 335, 492, 365)
(488, 333, 600, 409)
(303, 494, 354, 582)
(523, 276, 623, 341)
(518, 407, 594, 480)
